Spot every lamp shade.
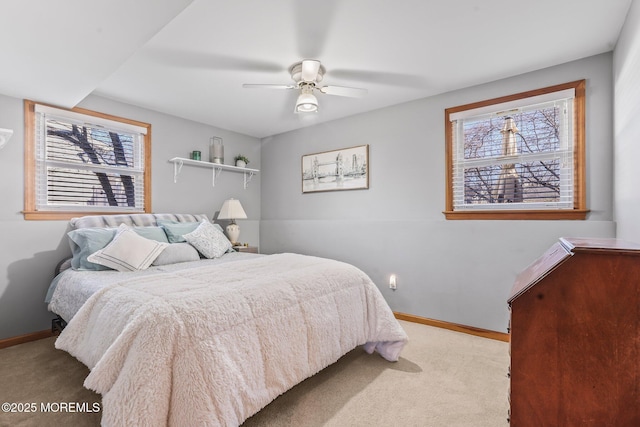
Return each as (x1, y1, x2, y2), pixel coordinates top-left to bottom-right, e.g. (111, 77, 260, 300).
(218, 198, 247, 220)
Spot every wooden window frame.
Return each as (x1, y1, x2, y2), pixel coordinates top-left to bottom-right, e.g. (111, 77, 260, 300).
(443, 80, 588, 220)
(23, 100, 152, 220)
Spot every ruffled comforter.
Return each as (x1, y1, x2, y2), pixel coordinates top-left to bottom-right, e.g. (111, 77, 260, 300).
(55, 253, 407, 426)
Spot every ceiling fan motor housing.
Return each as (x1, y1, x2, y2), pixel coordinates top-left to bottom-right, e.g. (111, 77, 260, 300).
(289, 61, 325, 84)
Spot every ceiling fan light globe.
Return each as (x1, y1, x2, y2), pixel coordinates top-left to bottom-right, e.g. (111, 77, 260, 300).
(297, 104, 318, 113)
(295, 92, 318, 113)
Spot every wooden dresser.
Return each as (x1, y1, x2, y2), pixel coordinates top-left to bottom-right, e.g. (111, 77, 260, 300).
(507, 237, 640, 427)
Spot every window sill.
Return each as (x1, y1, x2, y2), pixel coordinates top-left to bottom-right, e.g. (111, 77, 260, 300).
(22, 210, 149, 221)
(442, 209, 589, 220)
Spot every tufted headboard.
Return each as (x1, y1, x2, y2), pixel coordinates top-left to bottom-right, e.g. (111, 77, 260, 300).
(69, 213, 211, 229)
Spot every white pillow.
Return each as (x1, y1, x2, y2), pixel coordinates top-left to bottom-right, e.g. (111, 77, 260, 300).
(88, 224, 169, 272)
(183, 221, 232, 259)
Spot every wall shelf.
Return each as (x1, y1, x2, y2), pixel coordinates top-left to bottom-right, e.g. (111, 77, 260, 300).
(169, 157, 259, 189)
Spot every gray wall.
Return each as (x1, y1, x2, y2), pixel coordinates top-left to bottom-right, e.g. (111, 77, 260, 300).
(0, 49, 622, 339)
(0, 94, 261, 340)
(614, 0, 640, 243)
(260, 53, 616, 333)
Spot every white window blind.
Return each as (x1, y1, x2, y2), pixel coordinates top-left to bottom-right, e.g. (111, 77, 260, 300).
(450, 90, 575, 211)
(34, 106, 145, 212)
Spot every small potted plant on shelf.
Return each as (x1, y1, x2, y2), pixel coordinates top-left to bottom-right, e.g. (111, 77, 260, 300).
(234, 155, 249, 168)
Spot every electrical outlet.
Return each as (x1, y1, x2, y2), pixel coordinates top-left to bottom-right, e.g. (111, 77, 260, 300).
(389, 274, 397, 290)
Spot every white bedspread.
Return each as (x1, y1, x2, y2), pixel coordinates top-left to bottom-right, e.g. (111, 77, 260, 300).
(55, 253, 407, 426)
(48, 252, 259, 322)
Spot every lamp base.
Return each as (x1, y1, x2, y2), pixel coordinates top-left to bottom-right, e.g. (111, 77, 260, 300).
(226, 223, 240, 245)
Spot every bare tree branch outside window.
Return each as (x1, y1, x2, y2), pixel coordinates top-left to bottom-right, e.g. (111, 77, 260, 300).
(461, 107, 561, 206)
(45, 119, 138, 207)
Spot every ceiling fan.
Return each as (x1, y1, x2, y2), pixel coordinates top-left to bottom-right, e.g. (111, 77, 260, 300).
(242, 59, 367, 113)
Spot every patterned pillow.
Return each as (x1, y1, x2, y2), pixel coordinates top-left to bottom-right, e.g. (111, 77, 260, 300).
(183, 222, 232, 259)
(88, 224, 169, 272)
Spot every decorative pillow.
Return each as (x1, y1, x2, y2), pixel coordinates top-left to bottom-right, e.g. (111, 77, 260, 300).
(87, 224, 169, 272)
(67, 226, 170, 270)
(133, 226, 169, 243)
(152, 243, 200, 266)
(183, 221, 232, 259)
(67, 227, 117, 271)
(156, 220, 202, 243)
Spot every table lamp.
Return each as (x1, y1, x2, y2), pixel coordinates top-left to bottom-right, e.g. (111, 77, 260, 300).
(217, 198, 247, 245)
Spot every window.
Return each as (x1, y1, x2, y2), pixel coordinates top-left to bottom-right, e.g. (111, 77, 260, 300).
(444, 80, 587, 220)
(24, 100, 151, 220)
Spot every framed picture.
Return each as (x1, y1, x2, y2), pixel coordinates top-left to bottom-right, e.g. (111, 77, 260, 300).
(302, 144, 369, 193)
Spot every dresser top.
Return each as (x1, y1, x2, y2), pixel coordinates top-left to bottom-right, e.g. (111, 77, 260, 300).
(560, 237, 640, 253)
(508, 237, 640, 304)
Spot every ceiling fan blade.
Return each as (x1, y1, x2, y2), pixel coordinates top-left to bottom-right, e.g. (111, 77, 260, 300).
(142, 47, 283, 73)
(242, 84, 296, 90)
(294, 0, 339, 58)
(301, 60, 321, 82)
(329, 69, 429, 88)
(319, 85, 368, 98)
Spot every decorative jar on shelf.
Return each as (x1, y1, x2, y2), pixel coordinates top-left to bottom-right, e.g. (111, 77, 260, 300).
(209, 137, 224, 164)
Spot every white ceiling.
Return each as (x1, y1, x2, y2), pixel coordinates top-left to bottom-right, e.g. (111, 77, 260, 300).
(1, 0, 632, 139)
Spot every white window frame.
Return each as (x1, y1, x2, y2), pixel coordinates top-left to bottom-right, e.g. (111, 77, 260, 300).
(24, 100, 152, 220)
(444, 80, 587, 220)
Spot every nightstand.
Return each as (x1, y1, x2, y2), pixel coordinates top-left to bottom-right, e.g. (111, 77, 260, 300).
(233, 246, 259, 254)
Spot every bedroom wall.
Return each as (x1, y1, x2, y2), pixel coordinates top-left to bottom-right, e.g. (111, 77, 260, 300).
(260, 53, 615, 333)
(0, 94, 261, 340)
(614, 0, 640, 243)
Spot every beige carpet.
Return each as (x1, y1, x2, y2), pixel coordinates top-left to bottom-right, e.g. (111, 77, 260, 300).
(0, 321, 509, 427)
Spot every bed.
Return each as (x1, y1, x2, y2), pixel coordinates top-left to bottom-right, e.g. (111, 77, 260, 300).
(47, 213, 408, 426)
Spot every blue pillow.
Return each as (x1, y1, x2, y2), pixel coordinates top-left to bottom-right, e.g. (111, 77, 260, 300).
(132, 226, 169, 243)
(156, 220, 202, 243)
(67, 228, 117, 271)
